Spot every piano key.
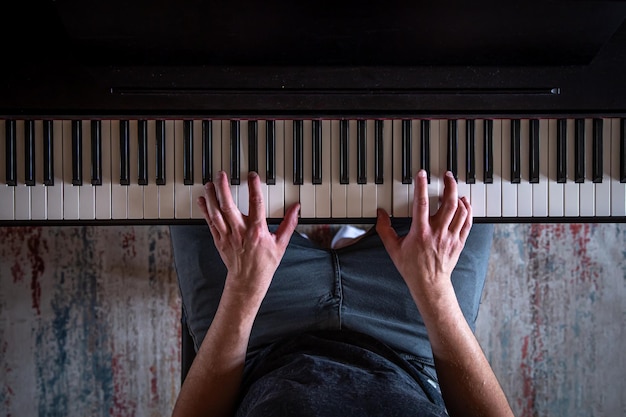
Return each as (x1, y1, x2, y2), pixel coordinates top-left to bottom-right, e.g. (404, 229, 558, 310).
(78, 120, 96, 219)
(357, 120, 367, 185)
(312, 120, 322, 185)
(447, 120, 458, 181)
(392, 119, 409, 217)
(283, 120, 299, 213)
(95, 120, 112, 220)
(47, 120, 64, 220)
(592, 118, 603, 183)
(43, 120, 54, 186)
(339, 120, 349, 185)
(574, 118, 585, 183)
(174, 120, 191, 219)
(470, 119, 486, 217)
(428, 120, 442, 214)
(191, 120, 205, 219)
(466, 119, 476, 185)
(347, 120, 362, 217)
(556, 119, 567, 183)
(91, 120, 103, 186)
(501, 119, 517, 217)
(143, 120, 159, 219)
(71, 120, 83, 186)
(248, 120, 258, 174)
(315, 120, 332, 218)
(256, 120, 269, 215)
(517, 119, 532, 217)
(268, 120, 285, 218)
(229, 120, 240, 188)
(595, 118, 611, 216)
(127, 120, 143, 219)
(580, 119, 595, 216)
(510, 119, 521, 184)
(236, 120, 249, 216)
(456, 120, 470, 200)
(183, 120, 194, 186)
(0, 120, 14, 219)
(293, 120, 304, 185)
(532, 119, 549, 217)
(30, 121, 46, 220)
(119, 120, 130, 186)
(611, 118, 626, 216)
(14, 121, 31, 220)
(402, 119, 412, 184)
(483, 119, 493, 184)
(24, 120, 35, 186)
(421, 120, 431, 183)
(331, 120, 347, 217)
(362, 119, 377, 217)
(156, 120, 166, 185)
(5, 120, 17, 186)
(62, 120, 79, 219)
(375, 120, 385, 184)
(486, 119, 502, 217)
(376, 120, 393, 214)
(300, 120, 315, 218)
(159, 120, 175, 219)
(564, 118, 580, 216)
(408, 119, 421, 214)
(529, 119, 540, 184)
(137, 120, 148, 186)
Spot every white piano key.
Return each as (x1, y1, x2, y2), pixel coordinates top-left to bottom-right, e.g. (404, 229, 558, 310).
(0, 119, 15, 220)
(595, 118, 612, 216)
(331, 120, 347, 218)
(470, 119, 486, 217)
(256, 121, 269, 215)
(501, 119, 517, 217)
(191, 120, 205, 219)
(222, 120, 238, 208)
(517, 119, 533, 217)
(268, 120, 285, 218)
(392, 119, 409, 217)
(159, 120, 175, 219)
(376, 119, 393, 215)
(579, 118, 595, 216)
(407, 119, 420, 215)
(456, 120, 470, 201)
(532, 119, 549, 217)
(564, 118, 580, 216)
(111, 120, 128, 219)
(610, 118, 626, 216)
(61, 120, 79, 219)
(315, 120, 332, 218)
(347, 120, 362, 217)
(47, 120, 64, 220)
(547, 119, 564, 217)
(174, 120, 191, 219)
(300, 120, 316, 218)
(362, 119, 377, 218)
(95, 120, 112, 219)
(31, 120, 47, 220)
(428, 120, 441, 215)
(486, 119, 502, 217)
(79, 121, 96, 219)
(284, 120, 300, 214)
(14, 121, 31, 220)
(143, 120, 160, 219)
(237, 120, 249, 216)
(127, 120, 144, 219)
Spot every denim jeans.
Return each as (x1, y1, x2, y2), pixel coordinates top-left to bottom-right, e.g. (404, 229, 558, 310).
(170, 220, 494, 372)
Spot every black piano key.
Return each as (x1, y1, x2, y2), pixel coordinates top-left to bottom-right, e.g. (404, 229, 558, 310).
(484, 120, 493, 184)
(421, 120, 430, 183)
(447, 120, 458, 181)
(230, 120, 240, 186)
(592, 118, 603, 183)
(248, 120, 258, 174)
(202, 120, 212, 184)
(340, 120, 349, 184)
(510, 119, 521, 184)
(119, 120, 130, 185)
(621, 119, 626, 183)
(91, 120, 103, 186)
(574, 118, 585, 183)
(402, 119, 412, 184)
(43, 120, 54, 186)
(466, 120, 476, 184)
(293, 120, 303, 185)
(556, 119, 567, 183)
(156, 120, 166, 185)
(183, 120, 194, 186)
(529, 119, 540, 184)
(312, 120, 322, 185)
(24, 120, 35, 186)
(374, 120, 384, 184)
(357, 120, 367, 184)
(5, 120, 16, 186)
(266, 121, 276, 185)
(71, 120, 82, 186)
(137, 120, 148, 185)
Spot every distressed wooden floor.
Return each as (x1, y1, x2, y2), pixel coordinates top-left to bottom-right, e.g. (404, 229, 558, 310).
(1, 224, 625, 417)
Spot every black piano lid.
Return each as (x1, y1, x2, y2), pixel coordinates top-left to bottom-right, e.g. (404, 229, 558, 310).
(3, 0, 626, 116)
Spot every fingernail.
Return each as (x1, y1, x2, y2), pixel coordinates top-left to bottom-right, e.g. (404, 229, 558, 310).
(218, 170, 225, 179)
(446, 171, 454, 178)
(418, 169, 426, 178)
(249, 171, 258, 179)
(204, 182, 212, 190)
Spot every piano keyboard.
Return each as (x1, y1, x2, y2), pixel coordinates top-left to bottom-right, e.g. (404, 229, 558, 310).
(1, 118, 625, 223)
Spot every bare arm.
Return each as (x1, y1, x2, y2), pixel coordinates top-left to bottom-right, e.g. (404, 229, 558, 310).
(172, 171, 299, 417)
(377, 170, 514, 417)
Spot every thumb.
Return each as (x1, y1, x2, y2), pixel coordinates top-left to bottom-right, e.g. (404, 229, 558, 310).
(275, 203, 300, 249)
(376, 208, 400, 255)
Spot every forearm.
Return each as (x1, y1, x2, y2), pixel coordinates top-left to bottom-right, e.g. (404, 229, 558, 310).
(410, 280, 514, 417)
(172, 278, 265, 417)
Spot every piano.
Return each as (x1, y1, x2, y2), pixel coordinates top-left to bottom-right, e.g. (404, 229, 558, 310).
(2, 0, 626, 224)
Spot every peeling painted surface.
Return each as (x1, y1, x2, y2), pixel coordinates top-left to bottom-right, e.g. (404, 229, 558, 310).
(1, 224, 625, 416)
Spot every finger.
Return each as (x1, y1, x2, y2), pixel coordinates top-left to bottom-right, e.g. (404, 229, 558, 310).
(275, 203, 300, 249)
(214, 170, 244, 228)
(410, 169, 430, 234)
(201, 182, 228, 239)
(247, 172, 266, 224)
(436, 171, 459, 226)
(376, 208, 400, 256)
(448, 197, 468, 236)
(459, 196, 473, 243)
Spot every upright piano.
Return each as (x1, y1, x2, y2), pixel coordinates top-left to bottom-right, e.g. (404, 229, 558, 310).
(2, 0, 626, 224)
